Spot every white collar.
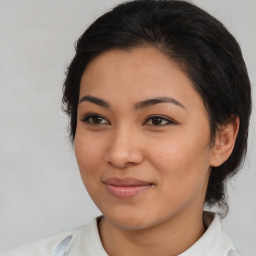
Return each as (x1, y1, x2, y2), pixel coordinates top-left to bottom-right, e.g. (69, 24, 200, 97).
(64, 211, 236, 256)
(179, 211, 235, 255)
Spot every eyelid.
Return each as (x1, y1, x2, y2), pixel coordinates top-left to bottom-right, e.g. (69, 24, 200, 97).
(81, 113, 177, 126)
(81, 113, 110, 125)
(143, 115, 177, 126)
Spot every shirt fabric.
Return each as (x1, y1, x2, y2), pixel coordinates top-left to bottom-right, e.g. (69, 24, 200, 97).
(2, 211, 242, 256)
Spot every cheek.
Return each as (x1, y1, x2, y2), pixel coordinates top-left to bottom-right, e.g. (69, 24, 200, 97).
(150, 130, 211, 198)
(74, 130, 105, 186)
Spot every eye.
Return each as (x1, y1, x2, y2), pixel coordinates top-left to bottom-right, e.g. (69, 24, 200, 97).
(82, 114, 109, 125)
(144, 115, 176, 126)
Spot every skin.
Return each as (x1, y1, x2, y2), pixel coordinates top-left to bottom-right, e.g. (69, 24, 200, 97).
(74, 46, 239, 256)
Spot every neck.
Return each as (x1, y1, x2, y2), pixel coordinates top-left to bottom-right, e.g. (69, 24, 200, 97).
(98, 208, 206, 256)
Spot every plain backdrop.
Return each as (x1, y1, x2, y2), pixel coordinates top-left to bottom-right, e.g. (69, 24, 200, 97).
(0, 0, 255, 255)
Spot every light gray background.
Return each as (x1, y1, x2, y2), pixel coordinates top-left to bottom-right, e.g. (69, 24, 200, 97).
(0, 0, 255, 255)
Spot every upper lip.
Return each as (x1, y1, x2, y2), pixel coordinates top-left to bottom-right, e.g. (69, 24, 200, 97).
(103, 177, 153, 187)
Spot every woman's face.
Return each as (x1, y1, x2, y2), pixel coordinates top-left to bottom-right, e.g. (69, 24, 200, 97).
(75, 47, 214, 230)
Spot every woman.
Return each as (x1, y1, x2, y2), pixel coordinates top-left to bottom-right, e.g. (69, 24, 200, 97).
(3, 0, 251, 255)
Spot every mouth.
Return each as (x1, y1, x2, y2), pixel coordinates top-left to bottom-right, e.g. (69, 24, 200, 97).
(102, 177, 154, 199)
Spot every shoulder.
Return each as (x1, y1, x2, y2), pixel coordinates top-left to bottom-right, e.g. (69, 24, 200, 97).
(217, 224, 243, 256)
(1, 225, 85, 256)
(227, 249, 243, 256)
(2, 216, 107, 256)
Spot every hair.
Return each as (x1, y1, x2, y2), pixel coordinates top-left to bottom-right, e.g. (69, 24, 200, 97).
(62, 0, 251, 215)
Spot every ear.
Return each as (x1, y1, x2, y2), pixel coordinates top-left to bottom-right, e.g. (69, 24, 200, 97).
(210, 116, 240, 167)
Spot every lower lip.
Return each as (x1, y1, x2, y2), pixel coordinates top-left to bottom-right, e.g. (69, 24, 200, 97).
(104, 184, 152, 199)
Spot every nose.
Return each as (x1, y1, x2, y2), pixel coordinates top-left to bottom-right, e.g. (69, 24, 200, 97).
(104, 127, 144, 169)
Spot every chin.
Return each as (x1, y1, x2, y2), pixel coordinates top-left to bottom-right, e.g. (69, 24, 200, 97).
(108, 216, 152, 231)
(101, 207, 151, 230)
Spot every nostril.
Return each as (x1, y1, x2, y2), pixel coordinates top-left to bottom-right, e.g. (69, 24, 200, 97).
(107, 160, 132, 169)
(104, 149, 144, 169)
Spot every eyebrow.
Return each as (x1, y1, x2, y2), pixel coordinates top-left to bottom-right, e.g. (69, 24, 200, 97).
(79, 95, 186, 110)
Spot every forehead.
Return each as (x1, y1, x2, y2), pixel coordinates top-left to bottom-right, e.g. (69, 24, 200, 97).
(79, 46, 205, 113)
(81, 47, 182, 89)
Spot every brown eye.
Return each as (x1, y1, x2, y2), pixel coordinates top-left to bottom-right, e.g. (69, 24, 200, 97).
(145, 115, 176, 126)
(82, 114, 109, 125)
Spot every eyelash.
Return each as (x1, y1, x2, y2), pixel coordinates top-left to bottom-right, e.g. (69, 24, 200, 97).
(81, 113, 177, 126)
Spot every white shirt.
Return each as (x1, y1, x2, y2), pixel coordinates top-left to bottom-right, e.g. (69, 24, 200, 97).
(2, 212, 242, 256)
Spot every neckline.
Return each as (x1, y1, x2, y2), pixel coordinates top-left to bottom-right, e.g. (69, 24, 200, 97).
(68, 211, 233, 256)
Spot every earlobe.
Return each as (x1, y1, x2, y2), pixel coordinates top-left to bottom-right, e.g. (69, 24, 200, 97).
(210, 116, 240, 167)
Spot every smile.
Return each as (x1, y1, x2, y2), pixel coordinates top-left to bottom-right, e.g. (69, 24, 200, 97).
(103, 177, 154, 199)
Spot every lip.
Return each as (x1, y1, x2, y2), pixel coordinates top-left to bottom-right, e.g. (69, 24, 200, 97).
(103, 177, 154, 199)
